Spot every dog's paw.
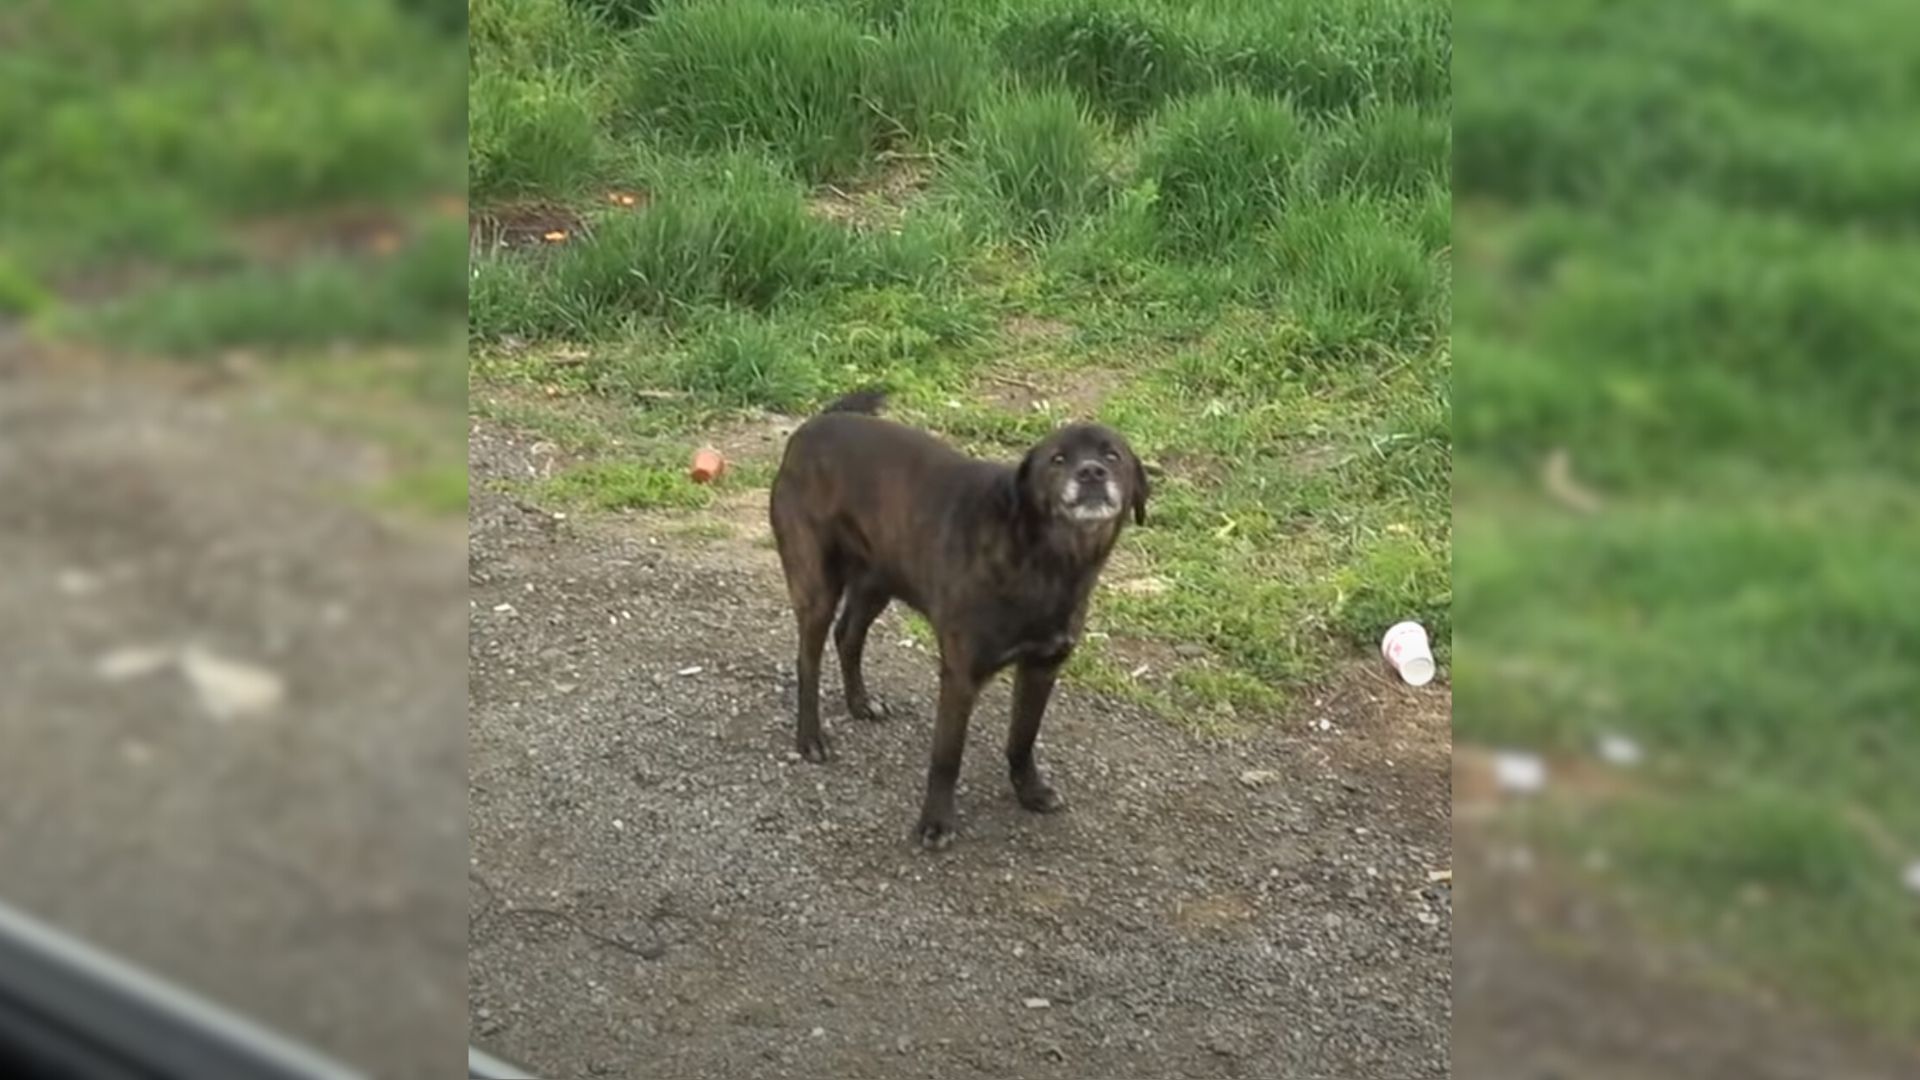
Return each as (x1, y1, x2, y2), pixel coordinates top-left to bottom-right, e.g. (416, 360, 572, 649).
(1015, 780, 1066, 814)
(796, 730, 834, 763)
(847, 695, 890, 723)
(914, 815, 957, 851)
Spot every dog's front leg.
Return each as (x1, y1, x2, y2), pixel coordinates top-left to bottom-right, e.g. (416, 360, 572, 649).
(1008, 659, 1067, 813)
(916, 656, 980, 850)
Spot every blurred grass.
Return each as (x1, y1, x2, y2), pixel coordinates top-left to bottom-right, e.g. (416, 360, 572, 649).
(1456, 0, 1920, 1038)
(0, 0, 467, 514)
(468, 0, 1451, 723)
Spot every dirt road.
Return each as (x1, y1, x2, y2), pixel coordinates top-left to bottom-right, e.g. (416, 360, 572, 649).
(466, 418, 1454, 1079)
(0, 348, 467, 1078)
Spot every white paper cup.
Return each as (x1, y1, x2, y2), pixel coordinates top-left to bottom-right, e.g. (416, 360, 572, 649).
(1381, 621, 1435, 687)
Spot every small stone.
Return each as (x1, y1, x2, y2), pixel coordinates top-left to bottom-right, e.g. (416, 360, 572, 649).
(1597, 732, 1643, 767)
(810, 1027, 826, 1039)
(1493, 751, 1547, 794)
(95, 645, 174, 681)
(1237, 769, 1279, 789)
(1023, 997, 1051, 1010)
(677, 665, 703, 676)
(179, 646, 284, 721)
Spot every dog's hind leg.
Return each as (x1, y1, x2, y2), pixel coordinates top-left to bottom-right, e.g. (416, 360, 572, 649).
(778, 535, 843, 764)
(833, 575, 891, 721)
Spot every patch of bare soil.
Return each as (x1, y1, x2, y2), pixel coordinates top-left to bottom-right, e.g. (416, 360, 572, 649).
(469, 201, 594, 255)
(976, 365, 1119, 418)
(806, 160, 932, 232)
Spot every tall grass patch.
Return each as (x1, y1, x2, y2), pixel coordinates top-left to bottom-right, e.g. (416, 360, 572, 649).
(866, 16, 990, 147)
(1460, 207, 1920, 484)
(960, 89, 1113, 243)
(997, 2, 1199, 125)
(566, 0, 658, 30)
(624, 1, 872, 181)
(470, 66, 607, 201)
(529, 165, 848, 337)
(1454, 0, 1920, 224)
(1140, 88, 1305, 253)
(1200, 0, 1451, 114)
(1315, 103, 1450, 200)
(470, 0, 622, 75)
(622, 0, 984, 181)
(73, 219, 468, 354)
(1263, 194, 1443, 358)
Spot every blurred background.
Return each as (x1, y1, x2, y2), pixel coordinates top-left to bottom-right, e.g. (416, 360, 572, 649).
(0, 1, 468, 1076)
(1453, 0, 1920, 1076)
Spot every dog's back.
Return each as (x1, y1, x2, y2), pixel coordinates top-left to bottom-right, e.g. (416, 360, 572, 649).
(771, 390, 1004, 607)
(774, 390, 982, 517)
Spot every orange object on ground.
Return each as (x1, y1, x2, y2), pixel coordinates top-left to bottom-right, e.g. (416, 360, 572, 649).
(690, 447, 726, 484)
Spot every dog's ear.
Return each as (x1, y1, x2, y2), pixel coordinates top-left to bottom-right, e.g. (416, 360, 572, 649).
(1011, 447, 1042, 516)
(1130, 453, 1150, 526)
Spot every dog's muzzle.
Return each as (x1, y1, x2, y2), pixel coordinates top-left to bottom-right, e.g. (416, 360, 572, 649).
(1062, 474, 1122, 522)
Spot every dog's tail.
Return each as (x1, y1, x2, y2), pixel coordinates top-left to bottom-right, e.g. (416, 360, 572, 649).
(820, 388, 887, 416)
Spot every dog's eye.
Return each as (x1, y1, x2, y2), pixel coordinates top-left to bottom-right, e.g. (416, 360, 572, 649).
(1051, 452, 1067, 465)
(1102, 448, 1121, 461)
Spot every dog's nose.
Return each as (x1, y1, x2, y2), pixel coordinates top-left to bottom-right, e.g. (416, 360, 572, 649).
(1075, 462, 1109, 484)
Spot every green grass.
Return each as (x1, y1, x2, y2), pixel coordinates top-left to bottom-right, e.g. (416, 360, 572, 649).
(470, 0, 1451, 721)
(960, 88, 1114, 243)
(2, 0, 462, 279)
(3, 1, 467, 517)
(997, 2, 1201, 125)
(3, 0, 465, 356)
(1139, 88, 1304, 254)
(619, 0, 986, 183)
(1456, 0, 1920, 1040)
(375, 461, 471, 516)
(1313, 102, 1451, 201)
(470, 66, 608, 201)
(67, 217, 469, 354)
(536, 460, 716, 511)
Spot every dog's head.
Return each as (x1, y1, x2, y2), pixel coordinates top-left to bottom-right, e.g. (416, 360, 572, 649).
(1016, 423, 1150, 530)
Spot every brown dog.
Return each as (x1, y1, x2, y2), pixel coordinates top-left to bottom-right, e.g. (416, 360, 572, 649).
(769, 389, 1148, 848)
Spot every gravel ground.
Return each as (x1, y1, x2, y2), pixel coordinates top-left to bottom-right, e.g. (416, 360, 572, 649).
(466, 419, 1453, 1080)
(0, 348, 467, 1078)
